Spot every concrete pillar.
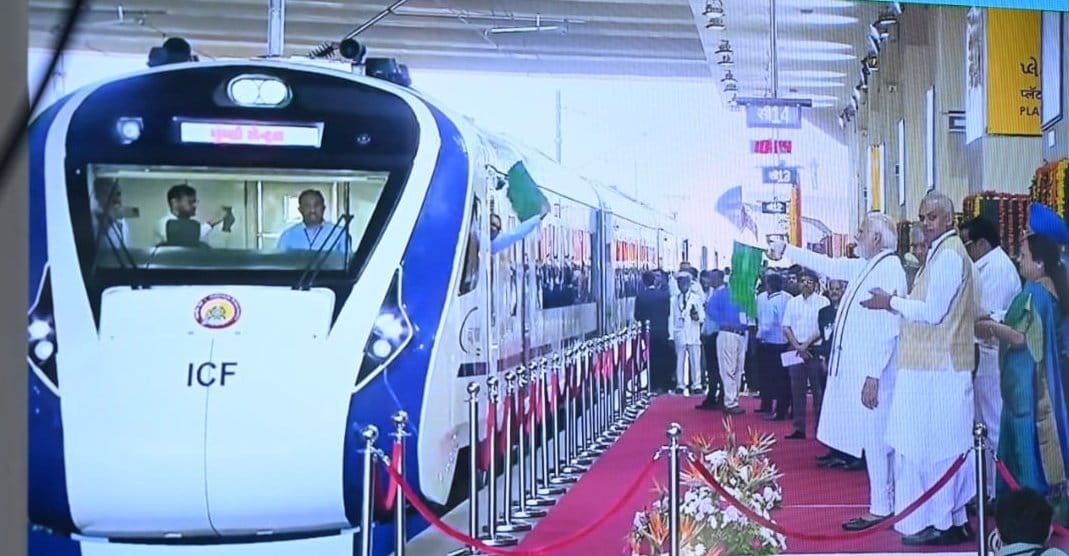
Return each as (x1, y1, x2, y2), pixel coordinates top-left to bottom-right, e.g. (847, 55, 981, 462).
(963, 8, 1044, 197)
(931, 6, 970, 207)
(898, 5, 935, 220)
(1041, 12, 1069, 161)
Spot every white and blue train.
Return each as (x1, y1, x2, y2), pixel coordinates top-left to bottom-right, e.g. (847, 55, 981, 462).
(27, 55, 698, 554)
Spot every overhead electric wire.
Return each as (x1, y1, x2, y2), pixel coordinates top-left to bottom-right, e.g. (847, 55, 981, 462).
(0, 0, 89, 183)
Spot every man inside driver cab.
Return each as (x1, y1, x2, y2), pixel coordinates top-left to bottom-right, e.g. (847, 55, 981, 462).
(276, 189, 349, 252)
(154, 184, 227, 245)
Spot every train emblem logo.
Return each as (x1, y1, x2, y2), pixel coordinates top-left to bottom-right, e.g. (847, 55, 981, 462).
(194, 294, 241, 329)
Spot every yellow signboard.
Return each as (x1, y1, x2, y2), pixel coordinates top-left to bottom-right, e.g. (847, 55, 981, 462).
(986, 9, 1041, 136)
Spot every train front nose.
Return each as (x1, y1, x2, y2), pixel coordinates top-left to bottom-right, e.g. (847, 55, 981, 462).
(60, 286, 357, 538)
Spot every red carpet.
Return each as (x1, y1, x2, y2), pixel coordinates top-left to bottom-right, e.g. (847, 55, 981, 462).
(517, 395, 979, 555)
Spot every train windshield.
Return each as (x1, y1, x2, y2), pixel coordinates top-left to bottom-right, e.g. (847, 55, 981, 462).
(87, 164, 390, 274)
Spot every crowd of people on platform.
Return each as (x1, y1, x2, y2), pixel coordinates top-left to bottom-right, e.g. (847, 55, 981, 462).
(634, 191, 1069, 549)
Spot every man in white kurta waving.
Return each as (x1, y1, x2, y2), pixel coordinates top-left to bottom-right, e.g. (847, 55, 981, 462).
(769, 212, 906, 532)
(862, 192, 978, 546)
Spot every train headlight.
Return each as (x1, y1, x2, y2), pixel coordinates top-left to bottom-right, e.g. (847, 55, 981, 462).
(115, 117, 143, 144)
(28, 270, 58, 387)
(356, 269, 413, 386)
(226, 75, 292, 107)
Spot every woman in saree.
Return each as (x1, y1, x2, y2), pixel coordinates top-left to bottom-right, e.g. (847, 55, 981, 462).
(975, 204, 1069, 523)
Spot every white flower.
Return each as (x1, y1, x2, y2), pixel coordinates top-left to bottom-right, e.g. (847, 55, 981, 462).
(723, 506, 742, 523)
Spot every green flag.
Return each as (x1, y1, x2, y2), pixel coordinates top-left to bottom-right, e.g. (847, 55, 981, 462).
(729, 241, 764, 319)
(506, 161, 549, 221)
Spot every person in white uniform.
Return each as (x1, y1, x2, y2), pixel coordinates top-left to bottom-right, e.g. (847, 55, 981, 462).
(770, 212, 906, 531)
(669, 271, 705, 395)
(862, 192, 978, 546)
(959, 216, 1021, 507)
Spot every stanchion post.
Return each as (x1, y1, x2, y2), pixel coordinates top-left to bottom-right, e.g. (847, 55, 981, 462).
(393, 411, 409, 556)
(667, 423, 683, 556)
(466, 383, 481, 549)
(547, 353, 577, 486)
(537, 357, 567, 495)
(974, 421, 988, 556)
(513, 365, 551, 516)
(497, 370, 534, 532)
(643, 319, 652, 402)
(528, 358, 560, 501)
(482, 376, 517, 546)
(360, 425, 378, 556)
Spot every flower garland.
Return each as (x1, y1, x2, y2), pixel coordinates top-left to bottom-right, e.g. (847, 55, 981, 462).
(629, 419, 787, 556)
(1030, 159, 1069, 221)
(961, 191, 1031, 257)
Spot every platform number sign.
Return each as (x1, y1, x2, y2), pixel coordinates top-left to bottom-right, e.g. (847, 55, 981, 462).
(761, 201, 788, 214)
(746, 104, 803, 129)
(762, 166, 798, 185)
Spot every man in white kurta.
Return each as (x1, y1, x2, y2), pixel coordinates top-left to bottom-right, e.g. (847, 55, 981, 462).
(864, 193, 977, 545)
(960, 216, 1021, 501)
(669, 272, 705, 394)
(770, 213, 906, 531)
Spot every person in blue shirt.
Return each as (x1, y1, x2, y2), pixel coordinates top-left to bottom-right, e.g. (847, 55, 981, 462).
(706, 274, 750, 415)
(276, 189, 350, 253)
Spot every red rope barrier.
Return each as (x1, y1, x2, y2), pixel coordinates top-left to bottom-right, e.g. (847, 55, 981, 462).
(687, 451, 969, 542)
(379, 455, 659, 555)
(994, 459, 1069, 537)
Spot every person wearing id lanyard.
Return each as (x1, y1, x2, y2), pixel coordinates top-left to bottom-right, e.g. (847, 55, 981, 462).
(277, 189, 350, 253)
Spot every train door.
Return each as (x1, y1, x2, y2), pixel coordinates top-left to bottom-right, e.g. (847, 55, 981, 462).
(489, 189, 525, 371)
(201, 178, 354, 535)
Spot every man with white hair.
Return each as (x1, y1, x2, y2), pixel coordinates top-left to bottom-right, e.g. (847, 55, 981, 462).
(769, 212, 906, 532)
(863, 192, 977, 545)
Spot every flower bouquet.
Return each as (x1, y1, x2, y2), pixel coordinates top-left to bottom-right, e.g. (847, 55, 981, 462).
(629, 418, 787, 556)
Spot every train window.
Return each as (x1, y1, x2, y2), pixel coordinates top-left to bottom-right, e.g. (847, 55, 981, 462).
(458, 197, 481, 296)
(87, 164, 389, 272)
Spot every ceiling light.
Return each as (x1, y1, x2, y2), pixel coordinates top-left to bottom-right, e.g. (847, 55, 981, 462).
(868, 36, 881, 56)
(780, 39, 853, 52)
(717, 54, 735, 66)
(714, 40, 732, 56)
(706, 16, 726, 30)
(858, 78, 868, 91)
(889, 2, 904, 16)
(780, 51, 857, 62)
(723, 81, 738, 93)
(486, 25, 561, 34)
(783, 70, 846, 79)
(863, 55, 879, 72)
(849, 97, 859, 111)
(721, 71, 737, 85)
(875, 11, 898, 29)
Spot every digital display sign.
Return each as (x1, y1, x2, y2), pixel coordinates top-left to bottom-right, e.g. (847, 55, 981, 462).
(761, 201, 788, 214)
(751, 140, 792, 154)
(178, 120, 323, 147)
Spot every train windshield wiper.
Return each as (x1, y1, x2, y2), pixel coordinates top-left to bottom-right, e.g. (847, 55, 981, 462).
(294, 214, 354, 290)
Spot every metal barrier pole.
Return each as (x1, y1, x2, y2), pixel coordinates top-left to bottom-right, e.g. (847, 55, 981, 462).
(393, 411, 409, 556)
(447, 384, 483, 556)
(360, 425, 378, 556)
(974, 422, 988, 556)
(527, 359, 558, 504)
(497, 370, 534, 532)
(536, 357, 567, 495)
(611, 331, 630, 432)
(667, 423, 683, 556)
(545, 354, 577, 487)
(573, 343, 597, 465)
(578, 342, 597, 459)
(482, 376, 517, 546)
(513, 365, 551, 515)
(597, 338, 621, 446)
(559, 348, 583, 475)
(643, 320, 653, 404)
